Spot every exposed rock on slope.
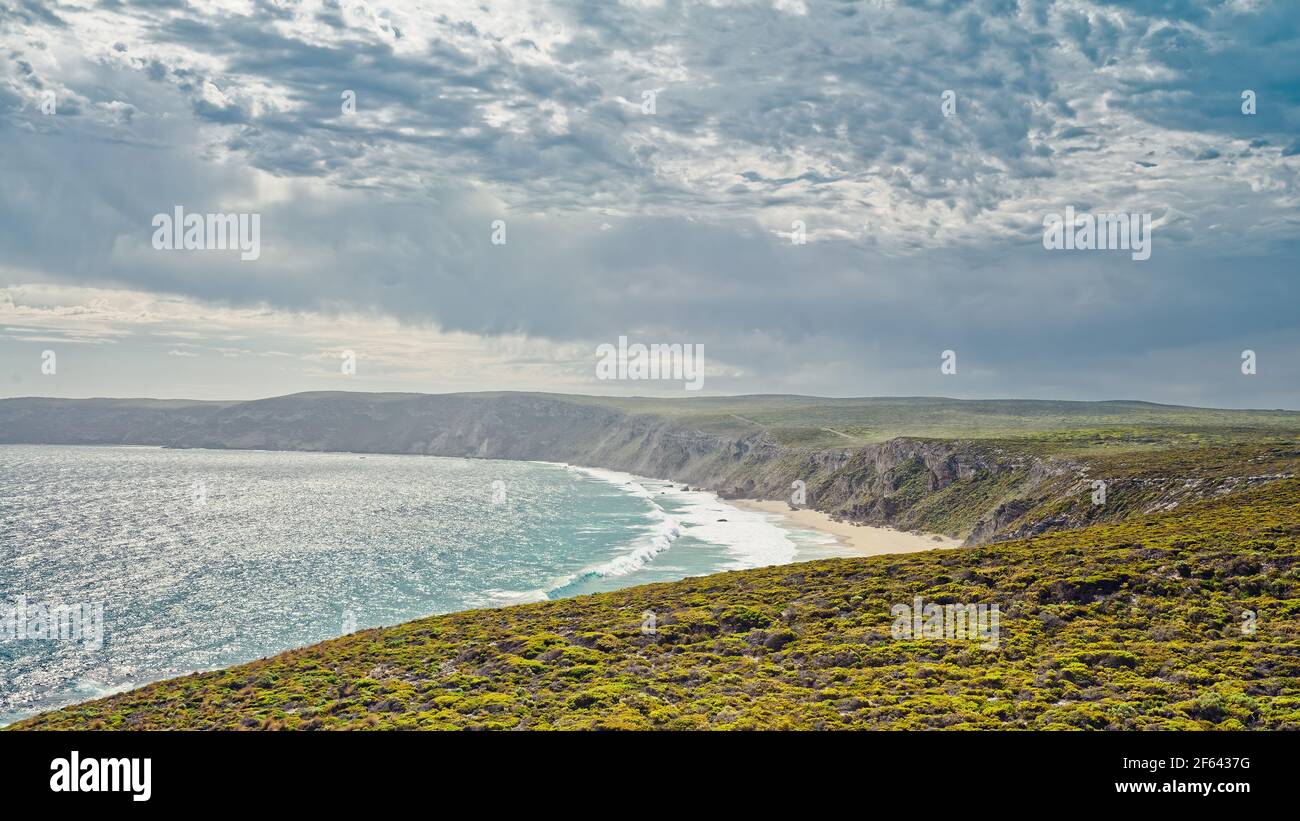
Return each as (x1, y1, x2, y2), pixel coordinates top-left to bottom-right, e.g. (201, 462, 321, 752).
(1, 392, 1293, 544)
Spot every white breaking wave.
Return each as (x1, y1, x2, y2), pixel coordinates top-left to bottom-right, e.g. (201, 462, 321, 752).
(568, 466, 798, 572)
(476, 465, 806, 607)
(472, 587, 551, 607)
(544, 467, 685, 592)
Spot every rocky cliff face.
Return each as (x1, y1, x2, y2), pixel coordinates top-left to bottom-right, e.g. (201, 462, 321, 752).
(972, 471, 1297, 545)
(1, 393, 1034, 539)
(2, 392, 1285, 545)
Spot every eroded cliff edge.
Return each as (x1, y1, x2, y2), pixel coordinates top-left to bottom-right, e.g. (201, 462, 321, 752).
(2, 391, 1292, 544)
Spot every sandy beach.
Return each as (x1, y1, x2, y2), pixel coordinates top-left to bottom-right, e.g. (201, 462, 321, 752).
(729, 499, 961, 557)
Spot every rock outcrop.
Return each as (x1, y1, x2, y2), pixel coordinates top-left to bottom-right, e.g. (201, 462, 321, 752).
(2, 391, 1289, 544)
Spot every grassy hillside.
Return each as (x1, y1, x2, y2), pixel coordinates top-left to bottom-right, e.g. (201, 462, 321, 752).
(15, 480, 1299, 731)
(561, 394, 1300, 451)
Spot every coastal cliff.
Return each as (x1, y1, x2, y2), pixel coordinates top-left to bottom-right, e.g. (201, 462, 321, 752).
(1, 391, 1296, 544)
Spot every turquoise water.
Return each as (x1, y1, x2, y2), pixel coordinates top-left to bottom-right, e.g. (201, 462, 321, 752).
(0, 445, 832, 723)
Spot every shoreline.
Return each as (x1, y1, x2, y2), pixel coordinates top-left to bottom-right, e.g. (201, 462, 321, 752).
(0, 457, 953, 727)
(729, 499, 961, 556)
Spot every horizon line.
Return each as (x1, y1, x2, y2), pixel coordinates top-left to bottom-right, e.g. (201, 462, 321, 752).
(2, 389, 1298, 415)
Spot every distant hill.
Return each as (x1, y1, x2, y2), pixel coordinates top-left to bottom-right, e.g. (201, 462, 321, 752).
(2, 391, 1297, 543)
(3, 390, 1297, 452)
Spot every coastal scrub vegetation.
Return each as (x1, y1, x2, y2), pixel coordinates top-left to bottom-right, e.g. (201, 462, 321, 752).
(15, 479, 1299, 731)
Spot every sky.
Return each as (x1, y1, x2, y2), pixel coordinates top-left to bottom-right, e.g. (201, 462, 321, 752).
(0, 0, 1297, 407)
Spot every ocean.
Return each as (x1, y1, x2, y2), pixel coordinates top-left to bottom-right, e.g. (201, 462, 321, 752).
(0, 445, 834, 724)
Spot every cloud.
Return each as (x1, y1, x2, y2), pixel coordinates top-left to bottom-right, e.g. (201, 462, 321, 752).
(0, 0, 1297, 407)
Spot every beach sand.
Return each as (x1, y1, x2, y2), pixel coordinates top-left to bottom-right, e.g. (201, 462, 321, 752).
(729, 499, 962, 557)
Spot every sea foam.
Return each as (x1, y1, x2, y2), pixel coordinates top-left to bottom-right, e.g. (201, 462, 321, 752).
(565, 466, 798, 577)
